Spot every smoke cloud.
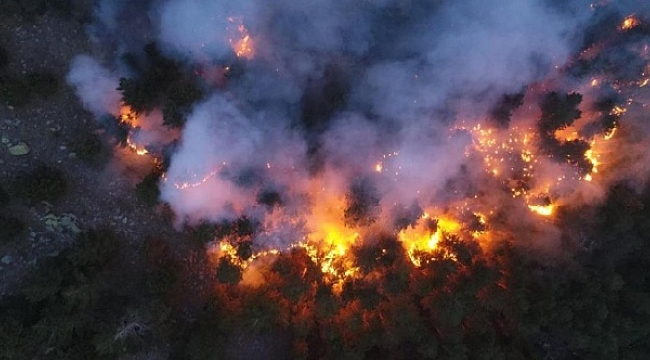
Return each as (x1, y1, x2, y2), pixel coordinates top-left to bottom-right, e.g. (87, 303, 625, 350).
(68, 0, 650, 255)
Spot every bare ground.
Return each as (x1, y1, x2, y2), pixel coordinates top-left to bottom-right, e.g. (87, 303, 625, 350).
(0, 3, 179, 296)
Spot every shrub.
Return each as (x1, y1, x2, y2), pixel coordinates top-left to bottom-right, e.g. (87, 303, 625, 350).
(0, 216, 25, 243)
(67, 228, 121, 271)
(0, 1, 21, 17)
(0, 184, 9, 207)
(216, 257, 242, 284)
(73, 132, 109, 167)
(0, 76, 31, 107)
(26, 71, 59, 98)
(49, 0, 73, 16)
(12, 165, 68, 204)
(188, 221, 218, 244)
(19, 0, 47, 17)
(0, 45, 8, 70)
(135, 169, 162, 206)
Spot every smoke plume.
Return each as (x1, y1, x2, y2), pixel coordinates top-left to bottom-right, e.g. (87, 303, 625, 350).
(68, 0, 650, 258)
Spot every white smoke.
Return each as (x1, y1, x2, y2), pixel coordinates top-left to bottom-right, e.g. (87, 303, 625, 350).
(66, 55, 121, 117)
(67, 0, 650, 252)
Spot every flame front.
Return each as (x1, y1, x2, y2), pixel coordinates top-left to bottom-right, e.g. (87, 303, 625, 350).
(398, 214, 461, 267)
(119, 106, 149, 156)
(228, 17, 255, 59)
(621, 15, 639, 31)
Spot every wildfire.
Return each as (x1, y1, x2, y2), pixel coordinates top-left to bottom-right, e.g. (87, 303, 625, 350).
(227, 17, 255, 59)
(302, 194, 360, 281)
(119, 105, 139, 127)
(621, 15, 639, 31)
(398, 213, 461, 267)
(527, 204, 554, 217)
(214, 240, 280, 269)
(167, 166, 223, 190)
(119, 105, 149, 156)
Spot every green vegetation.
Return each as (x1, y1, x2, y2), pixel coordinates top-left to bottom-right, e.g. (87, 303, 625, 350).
(11, 165, 68, 204)
(0, 77, 32, 107)
(0, 0, 74, 19)
(0, 45, 8, 70)
(0, 70, 60, 107)
(135, 168, 162, 206)
(344, 177, 380, 227)
(72, 131, 110, 167)
(118, 43, 204, 128)
(0, 215, 25, 243)
(0, 184, 9, 207)
(18, 0, 48, 17)
(216, 257, 242, 284)
(25, 70, 59, 98)
(1, 181, 649, 359)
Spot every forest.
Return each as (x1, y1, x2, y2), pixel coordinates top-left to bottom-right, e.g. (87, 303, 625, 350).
(2, 1, 650, 360)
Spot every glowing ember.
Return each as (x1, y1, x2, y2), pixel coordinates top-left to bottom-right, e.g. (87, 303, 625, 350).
(398, 213, 461, 267)
(227, 17, 255, 59)
(126, 137, 149, 156)
(527, 204, 554, 217)
(168, 167, 222, 190)
(603, 127, 617, 141)
(119, 106, 149, 156)
(621, 15, 639, 31)
(119, 105, 139, 127)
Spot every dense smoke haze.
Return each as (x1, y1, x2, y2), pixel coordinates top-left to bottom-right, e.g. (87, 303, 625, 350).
(67, 0, 650, 266)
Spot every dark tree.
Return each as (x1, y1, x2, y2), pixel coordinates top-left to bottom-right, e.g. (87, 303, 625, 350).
(0, 76, 31, 107)
(353, 235, 404, 274)
(26, 70, 59, 98)
(216, 257, 242, 285)
(390, 202, 423, 231)
(162, 81, 203, 128)
(187, 220, 219, 244)
(489, 92, 524, 128)
(300, 64, 350, 133)
(344, 177, 380, 227)
(0, 184, 9, 206)
(119, 42, 203, 125)
(73, 131, 109, 167)
(0, 44, 8, 69)
(118, 77, 157, 114)
(0, 216, 25, 243)
(538, 92, 582, 134)
(135, 168, 162, 206)
(256, 189, 282, 208)
(12, 165, 68, 204)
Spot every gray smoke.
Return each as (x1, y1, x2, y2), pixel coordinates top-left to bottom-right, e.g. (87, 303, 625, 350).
(67, 0, 650, 252)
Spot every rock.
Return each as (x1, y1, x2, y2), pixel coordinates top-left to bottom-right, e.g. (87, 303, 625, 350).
(1, 135, 9, 144)
(1, 255, 14, 265)
(9, 142, 30, 155)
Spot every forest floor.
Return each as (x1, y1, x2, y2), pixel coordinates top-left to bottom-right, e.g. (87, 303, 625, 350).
(0, 2, 178, 296)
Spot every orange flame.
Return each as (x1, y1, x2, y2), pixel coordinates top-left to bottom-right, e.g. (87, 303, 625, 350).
(398, 213, 461, 267)
(527, 204, 554, 217)
(119, 106, 149, 156)
(228, 17, 255, 59)
(621, 15, 639, 31)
